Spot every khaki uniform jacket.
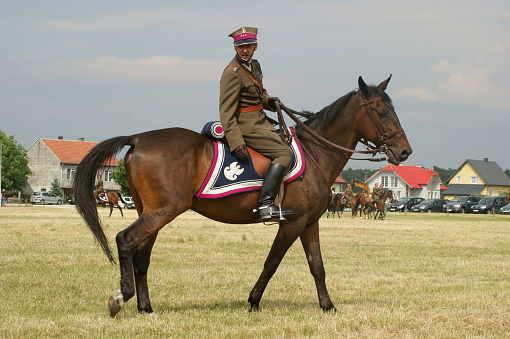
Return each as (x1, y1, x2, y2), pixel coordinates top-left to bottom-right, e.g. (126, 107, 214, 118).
(219, 55, 275, 152)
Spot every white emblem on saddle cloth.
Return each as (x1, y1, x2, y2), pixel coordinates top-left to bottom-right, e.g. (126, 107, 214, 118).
(224, 162, 245, 180)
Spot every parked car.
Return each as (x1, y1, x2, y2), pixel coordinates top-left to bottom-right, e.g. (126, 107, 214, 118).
(30, 192, 63, 205)
(66, 193, 75, 205)
(471, 196, 507, 214)
(118, 196, 135, 209)
(411, 199, 450, 213)
(388, 197, 424, 212)
(442, 196, 480, 214)
(500, 203, 510, 215)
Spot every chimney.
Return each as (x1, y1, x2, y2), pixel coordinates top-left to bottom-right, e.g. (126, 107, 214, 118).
(484, 158, 488, 162)
(77, 138, 85, 142)
(58, 136, 63, 140)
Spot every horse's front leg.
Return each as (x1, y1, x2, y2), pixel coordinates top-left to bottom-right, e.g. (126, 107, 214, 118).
(108, 204, 113, 217)
(248, 223, 301, 312)
(118, 205, 124, 217)
(300, 220, 336, 311)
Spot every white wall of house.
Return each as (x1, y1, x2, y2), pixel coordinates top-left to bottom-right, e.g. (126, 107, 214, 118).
(23, 139, 61, 195)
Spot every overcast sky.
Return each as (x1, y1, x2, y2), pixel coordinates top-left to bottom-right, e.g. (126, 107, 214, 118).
(1, 0, 509, 171)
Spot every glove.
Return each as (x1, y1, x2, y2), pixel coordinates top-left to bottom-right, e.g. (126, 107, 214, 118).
(234, 144, 249, 160)
(268, 97, 280, 110)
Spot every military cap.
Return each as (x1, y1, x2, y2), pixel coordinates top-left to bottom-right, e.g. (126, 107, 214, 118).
(229, 26, 258, 46)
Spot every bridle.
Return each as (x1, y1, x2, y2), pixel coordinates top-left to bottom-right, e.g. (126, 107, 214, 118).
(274, 93, 404, 203)
(274, 93, 403, 163)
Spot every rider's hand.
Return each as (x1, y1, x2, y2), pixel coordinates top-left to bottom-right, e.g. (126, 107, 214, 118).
(268, 97, 280, 110)
(234, 144, 249, 160)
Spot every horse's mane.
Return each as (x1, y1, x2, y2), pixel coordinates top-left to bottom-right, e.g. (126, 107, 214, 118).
(295, 86, 392, 134)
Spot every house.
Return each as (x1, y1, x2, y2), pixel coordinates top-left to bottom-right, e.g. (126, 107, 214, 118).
(331, 176, 347, 193)
(443, 158, 510, 200)
(366, 164, 447, 199)
(23, 137, 120, 197)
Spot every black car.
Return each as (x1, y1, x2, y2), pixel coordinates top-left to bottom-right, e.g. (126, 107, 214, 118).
(66, 193, 75, 205)
(388, 197, 424, 212)
(443, 196, 480, 214)
(411, 199, 450, 213)
(471, 196, 507, 214)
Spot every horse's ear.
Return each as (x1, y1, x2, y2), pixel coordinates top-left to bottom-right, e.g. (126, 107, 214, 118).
(358, 76, 369, 96)
(377, 74, 392, 91)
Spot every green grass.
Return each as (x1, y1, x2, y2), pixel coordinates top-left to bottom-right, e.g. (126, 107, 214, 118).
(1, 207, 510, 338)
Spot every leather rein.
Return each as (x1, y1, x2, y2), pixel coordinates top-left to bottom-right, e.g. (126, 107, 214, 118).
(274, 94, 403, 162)
(273, 95, 403, 204)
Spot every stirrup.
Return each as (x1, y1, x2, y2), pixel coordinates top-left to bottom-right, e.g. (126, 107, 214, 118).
(256, 203, 297, 223)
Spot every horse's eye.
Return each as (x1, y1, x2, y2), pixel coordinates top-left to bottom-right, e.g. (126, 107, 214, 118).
(376, 108, 387, 117)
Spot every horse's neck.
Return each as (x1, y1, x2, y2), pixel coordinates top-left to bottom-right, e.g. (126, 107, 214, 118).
(305, 98, 361, 181)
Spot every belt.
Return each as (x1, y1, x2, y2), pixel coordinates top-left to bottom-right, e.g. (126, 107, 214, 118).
(235, 104, 263, 113)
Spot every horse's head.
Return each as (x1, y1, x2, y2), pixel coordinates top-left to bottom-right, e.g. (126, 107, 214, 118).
(357, 75, 412, 165)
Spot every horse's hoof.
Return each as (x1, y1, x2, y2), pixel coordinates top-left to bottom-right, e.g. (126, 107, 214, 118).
(322, 305, 337, 313)
(249, 304, 260, 313)
(108, 295, 123, 318)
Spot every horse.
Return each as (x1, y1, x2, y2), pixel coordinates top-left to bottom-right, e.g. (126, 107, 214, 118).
(373, 190, 394, 220)
(326, 193, 347, 218)
(73, 75, 412, 317)
(350, 192, 366, 218)
(96, 192, 128, 217)
(359, 193, 376, 219)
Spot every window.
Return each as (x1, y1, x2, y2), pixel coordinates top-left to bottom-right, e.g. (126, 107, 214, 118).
(104, 170, 113, 182)
(66, 168, 75, 180)
(390, 176, 398, 187)
(470, 176, 478, 184)
(456, 176, 460, 183)
(489, 190, 493, 196)
(381, 176, 388, 188)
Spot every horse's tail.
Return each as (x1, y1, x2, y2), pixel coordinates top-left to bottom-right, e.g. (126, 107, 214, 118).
(116, 192, 128, 205)
(73, 135, 135, 264)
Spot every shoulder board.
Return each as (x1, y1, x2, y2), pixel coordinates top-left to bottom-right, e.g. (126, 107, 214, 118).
(225, 63, 240, 73)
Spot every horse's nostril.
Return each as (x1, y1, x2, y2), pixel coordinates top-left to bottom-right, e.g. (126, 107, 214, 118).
(401, 149, 411, 160)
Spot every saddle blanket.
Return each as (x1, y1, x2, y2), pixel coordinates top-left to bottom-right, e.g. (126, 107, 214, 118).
(99, 193, 108, 202)
(197, 130, 305, 199)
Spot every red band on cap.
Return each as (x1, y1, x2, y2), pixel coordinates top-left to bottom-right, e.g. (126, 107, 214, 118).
(233, 32, 257, 42)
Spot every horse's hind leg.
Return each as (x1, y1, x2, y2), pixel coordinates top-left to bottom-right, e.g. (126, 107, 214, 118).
(109, 212, 175, 317)
(248, 224, 301, 312)
(118, 206, 124, 217)
(109, 204, 113, 217)
(133, 234, 158, 313)
(300, 220, 336, 311)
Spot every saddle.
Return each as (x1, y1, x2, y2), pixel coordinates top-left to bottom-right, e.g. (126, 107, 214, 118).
(197, 122, 305, 199)
(98, 192, 108, 202)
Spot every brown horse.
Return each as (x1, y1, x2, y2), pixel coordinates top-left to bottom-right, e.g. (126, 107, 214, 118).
(373, 190, 394, 220)
(350, 192, 366, 218)
(73, 75, 412, 317)
(326, 193, 348, 218)
(97, 192, 127, 217)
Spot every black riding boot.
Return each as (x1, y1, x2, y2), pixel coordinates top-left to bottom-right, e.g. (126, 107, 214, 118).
(257, 163, 297, 222)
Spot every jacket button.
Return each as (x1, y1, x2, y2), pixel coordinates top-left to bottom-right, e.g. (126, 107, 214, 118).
(247, 115, 250, 118)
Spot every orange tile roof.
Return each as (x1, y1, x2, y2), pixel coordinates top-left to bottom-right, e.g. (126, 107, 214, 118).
(334, 176, 347, 183)
(378, 164, 446, 190)
(41, 139, 118, 165)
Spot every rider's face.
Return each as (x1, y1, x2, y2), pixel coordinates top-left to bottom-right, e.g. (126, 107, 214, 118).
(235, 43, 257, 62)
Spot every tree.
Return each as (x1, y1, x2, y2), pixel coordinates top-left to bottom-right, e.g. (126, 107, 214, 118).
(0, 131, 31, 193)
(340, 167, 377, 184)
(111, 158, 130, 195)
(505, 169, 510, 179)
(50, 177, 64, 197)
(433, 166, 456, 184)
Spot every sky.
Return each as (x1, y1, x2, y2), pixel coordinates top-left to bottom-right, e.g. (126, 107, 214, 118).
(1, 0, 509, 171)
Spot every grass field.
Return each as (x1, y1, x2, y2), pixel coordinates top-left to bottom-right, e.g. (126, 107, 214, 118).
(1, 205, 510, 338)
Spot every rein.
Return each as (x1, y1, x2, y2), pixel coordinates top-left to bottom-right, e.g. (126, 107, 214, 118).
(274, 95, 397, 162)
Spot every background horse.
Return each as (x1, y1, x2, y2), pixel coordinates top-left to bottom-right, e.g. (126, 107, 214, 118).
(73, 76, 412, 317)
(97, 192, 127, 217)
(373, 190, 394, 220)
(350, 192, 365, 218)
(326, 193, 347, 218)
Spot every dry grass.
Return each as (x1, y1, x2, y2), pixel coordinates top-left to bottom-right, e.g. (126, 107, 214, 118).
(1, 206, 510, 338)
